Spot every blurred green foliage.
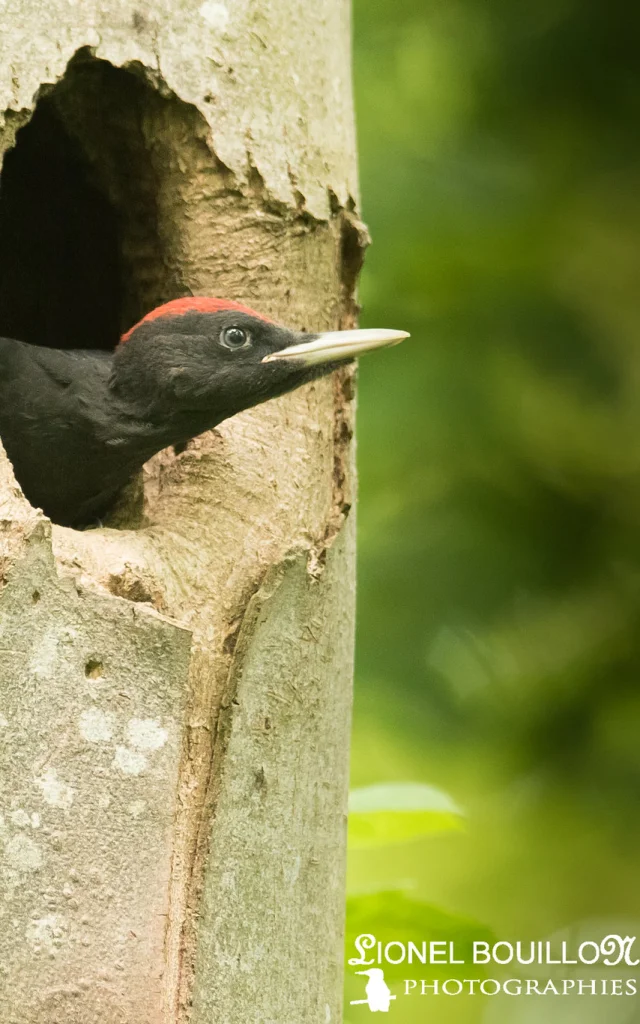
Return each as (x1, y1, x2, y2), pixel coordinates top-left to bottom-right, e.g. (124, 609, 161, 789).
(346, 891, 494, 983)
(348, 782, 464, 849)
(348, 0, 640, 1020)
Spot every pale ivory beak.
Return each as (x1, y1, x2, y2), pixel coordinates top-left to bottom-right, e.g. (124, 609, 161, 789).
(262, 328, 410, 366)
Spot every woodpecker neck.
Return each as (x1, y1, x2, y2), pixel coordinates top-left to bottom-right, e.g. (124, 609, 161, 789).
(107, 358, 234, 455)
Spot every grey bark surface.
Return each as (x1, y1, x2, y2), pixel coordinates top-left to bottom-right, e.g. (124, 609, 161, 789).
(0, 2, 362, 1021)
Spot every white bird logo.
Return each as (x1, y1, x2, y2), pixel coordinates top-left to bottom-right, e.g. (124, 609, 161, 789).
(350, 968, 396, 1012)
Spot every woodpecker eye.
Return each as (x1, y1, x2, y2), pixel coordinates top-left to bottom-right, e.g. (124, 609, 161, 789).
(220, 326, 250, 350)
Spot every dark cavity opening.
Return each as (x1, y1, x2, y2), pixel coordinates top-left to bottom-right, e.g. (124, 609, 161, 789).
(0, 96, 122, 348)
(0, 49, 182, 352)
(0, 50, 199, 527)
(85, 657, 104, 679)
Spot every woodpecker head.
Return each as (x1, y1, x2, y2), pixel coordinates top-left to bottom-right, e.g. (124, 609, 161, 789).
(112, 297, 408, 430)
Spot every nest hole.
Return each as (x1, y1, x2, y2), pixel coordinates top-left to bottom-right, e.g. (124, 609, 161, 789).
(0, 50, 214, 527)
(0, 49, 185, 350)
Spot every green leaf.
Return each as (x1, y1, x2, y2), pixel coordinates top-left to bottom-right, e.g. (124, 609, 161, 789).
(345, 890, 495, 982)
(348, 782, 464, 849)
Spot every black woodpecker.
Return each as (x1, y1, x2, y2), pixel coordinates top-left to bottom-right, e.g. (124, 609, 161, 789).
(0, 297, 408, 527)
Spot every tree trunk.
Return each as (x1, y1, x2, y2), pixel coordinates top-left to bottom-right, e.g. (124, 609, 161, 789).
(0, 3, 364, 1021)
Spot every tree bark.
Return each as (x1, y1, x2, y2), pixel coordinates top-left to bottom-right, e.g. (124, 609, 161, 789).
(0, 3, 363, 1021)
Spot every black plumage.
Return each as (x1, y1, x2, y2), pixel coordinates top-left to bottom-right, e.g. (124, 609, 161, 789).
(0, 298, 407, 527)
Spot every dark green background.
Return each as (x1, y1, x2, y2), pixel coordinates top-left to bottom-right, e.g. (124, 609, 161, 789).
(347, 1, 640, 1020)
